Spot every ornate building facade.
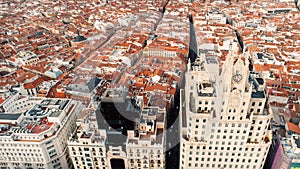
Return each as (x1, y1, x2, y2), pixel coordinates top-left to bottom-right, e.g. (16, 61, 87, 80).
(180, 46, 272, 169)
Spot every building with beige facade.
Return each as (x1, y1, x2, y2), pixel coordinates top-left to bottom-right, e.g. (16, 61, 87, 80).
(68, 103, 166, 169)
(180, 46, 273, 169)
(0, 96, 83, 169)
(68, 110, 107, 169)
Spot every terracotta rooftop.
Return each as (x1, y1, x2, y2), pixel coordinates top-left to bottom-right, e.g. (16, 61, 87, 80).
(23, 77, 45, 89)
(287, 122, 300, 135)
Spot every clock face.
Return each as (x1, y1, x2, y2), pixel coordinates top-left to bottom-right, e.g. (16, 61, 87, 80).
(233, 72, 242, 83)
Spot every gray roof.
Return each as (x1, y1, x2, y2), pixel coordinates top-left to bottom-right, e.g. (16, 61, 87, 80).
(66, 77, 103, 93)
(86, 77, 102, 92)
(251, 91, 265, 98)
(0, 113, 21, 120)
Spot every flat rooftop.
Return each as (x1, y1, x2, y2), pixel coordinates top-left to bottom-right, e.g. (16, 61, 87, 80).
(49, 109, 62, 117)
(0, 113, 21, 120)
(0, 98, 73, 137)
(251, 91, 265, 98)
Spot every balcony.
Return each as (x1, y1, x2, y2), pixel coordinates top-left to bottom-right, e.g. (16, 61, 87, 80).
(197, 109, 211, 114)
(197, 83, 215, 97)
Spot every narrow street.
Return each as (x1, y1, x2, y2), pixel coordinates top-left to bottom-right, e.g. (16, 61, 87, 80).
(165, 90, 181, 169)
(165, 12, 197, 169)
(77, 27, 121, 66)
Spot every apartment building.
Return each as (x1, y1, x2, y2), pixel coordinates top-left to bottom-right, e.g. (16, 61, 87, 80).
(68, 101, 166, 169)
(126, 107, 166, 169)
(68, 110, 107, 169)
(0, 97, 83, 169)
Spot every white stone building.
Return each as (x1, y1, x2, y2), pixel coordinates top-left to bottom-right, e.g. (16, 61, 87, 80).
(126, 107, 165, 169)
(6, 51, 39, 67)
(0, 94, 41, 113)
(179, 48, 273, 169)
(68, 110, 107, 169)
(205, 10, 227, 24)
(67, 104, 166, 169)
(0, 98, 83, 169)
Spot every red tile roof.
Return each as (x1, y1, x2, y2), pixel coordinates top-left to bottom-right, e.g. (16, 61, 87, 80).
(23, 77, 44, 89)
(0, 98, 5, 104)
(287, 122, 300, 135)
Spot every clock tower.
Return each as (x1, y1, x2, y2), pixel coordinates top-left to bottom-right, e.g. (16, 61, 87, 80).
(219, 44, 252, 118)
(231, 53, 250, 92)
(222, 44, 250, 93)
(180, 42, 272, 169)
